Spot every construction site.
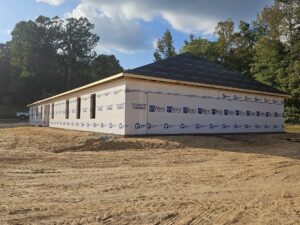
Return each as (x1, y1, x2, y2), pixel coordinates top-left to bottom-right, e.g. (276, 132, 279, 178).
(1, 125, 300, 224)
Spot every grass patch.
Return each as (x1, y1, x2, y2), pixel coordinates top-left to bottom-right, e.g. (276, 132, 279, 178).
(285, 124, 300, 133)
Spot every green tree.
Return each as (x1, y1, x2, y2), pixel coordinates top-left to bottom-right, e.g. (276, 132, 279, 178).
(180, 36, 219, 62)
(0, 42, 34, 104)
(154, 29, 176, 61)
(9, 16, 100, 100)
(250, 37, 285, 87)
(10, 16, 61, 100)
(283, 0, 300, 122)
(252, 0, 300, 122)
(0, 43, 12, 94)
(230, 21, 257, 76)
(90, 55, 123, 81)
(0, 43, 14, 104)
(253, 3, 283, 40)
(214, 19, 235, 66)
(181, 20, 257, 77)
(213, 19, 257, 76)
(57, 17, 99, 89)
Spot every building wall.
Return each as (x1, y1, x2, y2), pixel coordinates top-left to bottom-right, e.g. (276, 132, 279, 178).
(29, 80, 126, 135)
(125, 79, 284, 135)
(30, 78, 285, 135)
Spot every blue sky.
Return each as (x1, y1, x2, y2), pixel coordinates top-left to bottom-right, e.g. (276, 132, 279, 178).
(0, 0, 273, 69)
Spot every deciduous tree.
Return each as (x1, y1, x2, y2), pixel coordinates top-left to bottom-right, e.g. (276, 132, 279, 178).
(90, 55, 123, 80)
(154, 29, 176, 61)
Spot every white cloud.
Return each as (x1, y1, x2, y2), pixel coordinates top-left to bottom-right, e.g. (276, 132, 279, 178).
(0, 29, 11, 35)
(152, 38, 159, 49)
(161, 12, 217, 35)
(6, 29, 11, 34)
(36, 0, 65, 6)
(67, 1, 152, 53)
(66, 0, 272, 53)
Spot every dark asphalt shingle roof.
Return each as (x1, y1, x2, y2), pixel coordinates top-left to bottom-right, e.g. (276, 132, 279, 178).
(128, 53, 285, 95)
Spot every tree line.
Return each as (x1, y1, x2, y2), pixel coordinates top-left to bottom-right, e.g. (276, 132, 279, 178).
(154, 0, 300, 123)
(0, 16, 123, 105)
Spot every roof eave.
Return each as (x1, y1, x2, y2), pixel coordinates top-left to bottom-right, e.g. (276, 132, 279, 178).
(27, 72, 124, 107)
(124, 73, 291, 99)
(27, 71, 290, 108)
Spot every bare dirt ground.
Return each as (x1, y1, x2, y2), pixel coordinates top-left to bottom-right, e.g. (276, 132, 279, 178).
(0, 126, 300, 225)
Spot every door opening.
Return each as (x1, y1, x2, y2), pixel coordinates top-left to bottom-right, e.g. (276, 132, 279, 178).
(44, 104, 50, 126)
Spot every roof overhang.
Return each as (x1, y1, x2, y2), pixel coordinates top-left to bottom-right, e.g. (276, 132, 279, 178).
(27, 72, 125, 106)
(124, 73, 291, 99)
(27, 71, 290, 107)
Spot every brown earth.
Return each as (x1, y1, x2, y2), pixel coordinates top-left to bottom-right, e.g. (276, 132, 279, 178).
(0, 126, 300, 225)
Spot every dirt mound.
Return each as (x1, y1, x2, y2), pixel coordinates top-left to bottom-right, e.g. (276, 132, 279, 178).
(52, 132, 299, 154)
(53, 136, 184, 153)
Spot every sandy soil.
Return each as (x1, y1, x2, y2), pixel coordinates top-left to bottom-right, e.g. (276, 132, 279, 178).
(0, 126, 300, 225)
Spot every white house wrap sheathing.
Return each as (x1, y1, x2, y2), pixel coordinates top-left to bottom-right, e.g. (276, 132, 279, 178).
(125, 79, 284, 135)
(29, 77, 284, 135)
(30, 80, 126, 135)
